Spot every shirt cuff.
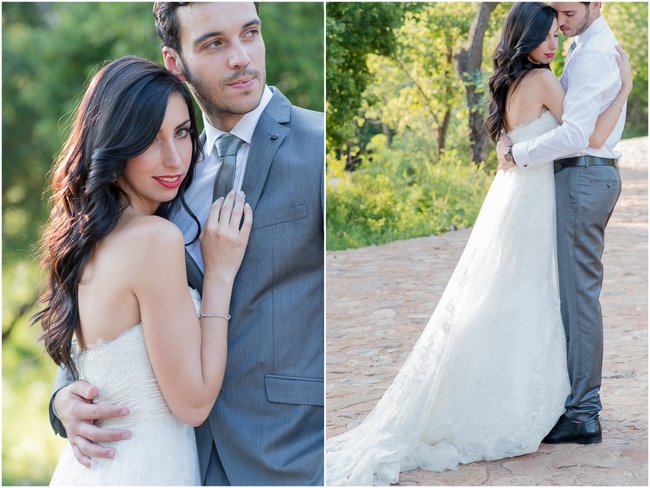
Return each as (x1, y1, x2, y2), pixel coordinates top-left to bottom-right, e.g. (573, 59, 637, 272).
(512, 142, 533, 168)
(49, 390, 68, 438)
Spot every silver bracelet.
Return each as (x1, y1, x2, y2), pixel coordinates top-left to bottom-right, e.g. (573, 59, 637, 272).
(612, 101, 624, 111)
(198, 312, 231, 321)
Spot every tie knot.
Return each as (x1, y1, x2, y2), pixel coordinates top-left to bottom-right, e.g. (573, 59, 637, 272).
(216, 133, 244, 158)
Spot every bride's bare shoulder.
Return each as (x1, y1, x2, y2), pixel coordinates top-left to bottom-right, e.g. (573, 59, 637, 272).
(115, 215, 185, 261)
(519, 68, 561, 94)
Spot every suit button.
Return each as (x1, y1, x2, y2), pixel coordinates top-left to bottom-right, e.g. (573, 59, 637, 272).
(271, 134, 278, 140)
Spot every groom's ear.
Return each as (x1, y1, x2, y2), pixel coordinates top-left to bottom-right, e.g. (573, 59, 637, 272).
(162, 47, 188, 82)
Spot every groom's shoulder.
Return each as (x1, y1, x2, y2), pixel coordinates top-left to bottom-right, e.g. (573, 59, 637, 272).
(583, 19, 618, 52)
(290, 104, 324, 139)
(266, 87, 323, 137)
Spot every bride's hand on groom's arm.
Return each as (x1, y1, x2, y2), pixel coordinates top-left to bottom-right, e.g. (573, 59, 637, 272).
(589, 45, 632, 149)
(53, 380, 131, 468)
(615, 45, 633, 99)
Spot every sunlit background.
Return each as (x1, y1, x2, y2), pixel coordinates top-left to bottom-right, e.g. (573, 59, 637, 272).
(326, 2, 647, 250)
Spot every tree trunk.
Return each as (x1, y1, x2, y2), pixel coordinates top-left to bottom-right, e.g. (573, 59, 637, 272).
(437, 108, 451, 158)
(382, 122, 393, 147)
(456, 2, 498, 165)
(438, 44, 454, 158)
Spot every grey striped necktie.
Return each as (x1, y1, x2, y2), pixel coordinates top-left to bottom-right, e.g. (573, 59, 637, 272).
(213, 133, 244, 202)
(567, 40, 577, 60)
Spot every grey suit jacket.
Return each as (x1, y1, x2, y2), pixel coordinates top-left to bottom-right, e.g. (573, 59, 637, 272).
(50, 87, 324, 485)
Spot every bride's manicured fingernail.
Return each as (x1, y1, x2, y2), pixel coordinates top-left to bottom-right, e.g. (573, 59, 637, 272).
(108, 450, 116, 458)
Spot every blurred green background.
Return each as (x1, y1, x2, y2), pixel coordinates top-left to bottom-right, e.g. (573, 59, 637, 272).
(326, 2, 648, 250)
(2, 2, 323, 484)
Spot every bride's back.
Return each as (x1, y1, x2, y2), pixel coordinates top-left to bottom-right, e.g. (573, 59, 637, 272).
(77, 213, 165, 349)
(506, 69, 554, 131)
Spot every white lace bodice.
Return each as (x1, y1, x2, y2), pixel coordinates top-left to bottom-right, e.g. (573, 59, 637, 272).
(76, 325, 170, 427)
(508, 110, 559, 144)
(50, 289, 202, 485)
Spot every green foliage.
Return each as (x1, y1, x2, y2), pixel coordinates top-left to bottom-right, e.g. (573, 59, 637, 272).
(363, 4, 476, 157)
(326, 134, 493, 250)
(3, 260, 65, 486)
(261, 2, 324, 111)
(326, 2, 414, 148)
(603, 2, 648, 137)
(2, 2, 323, 484)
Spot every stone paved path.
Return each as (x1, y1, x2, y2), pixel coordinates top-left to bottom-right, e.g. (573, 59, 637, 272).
(325, 137, 648, 486)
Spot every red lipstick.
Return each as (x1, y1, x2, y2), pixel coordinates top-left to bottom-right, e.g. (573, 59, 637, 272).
(153, 174, 183, 189)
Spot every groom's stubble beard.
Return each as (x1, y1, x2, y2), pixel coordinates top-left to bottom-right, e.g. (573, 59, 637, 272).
(567, 7, 596, 37)
(182, 61, 267, 128)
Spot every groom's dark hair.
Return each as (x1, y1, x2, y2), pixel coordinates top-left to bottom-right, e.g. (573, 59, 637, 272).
(153, 2, 261, 54)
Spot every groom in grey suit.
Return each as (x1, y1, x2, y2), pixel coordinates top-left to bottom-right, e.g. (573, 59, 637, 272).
(49, 2, 323, 485)
(498, 2, 624, 444)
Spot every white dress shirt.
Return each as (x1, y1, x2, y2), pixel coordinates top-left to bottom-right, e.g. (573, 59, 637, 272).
(512, 16, 625, 168)
(170, 85, 273, 270)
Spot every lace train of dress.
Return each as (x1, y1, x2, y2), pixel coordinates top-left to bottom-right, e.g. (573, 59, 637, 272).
(326, 111, 571, 485)
(50, 289, 202, 486)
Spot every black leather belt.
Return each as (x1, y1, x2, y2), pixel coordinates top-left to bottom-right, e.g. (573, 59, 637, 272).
(554, 156, 618, 173)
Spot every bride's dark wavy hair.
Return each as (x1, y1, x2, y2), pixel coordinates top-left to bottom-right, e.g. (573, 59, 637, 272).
(486, 2, 557, 141)
(33, 55, 202, 377)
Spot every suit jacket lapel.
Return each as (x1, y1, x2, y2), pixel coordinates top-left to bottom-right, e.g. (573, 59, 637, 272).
(241, 88, 291, 212)
(183, 88, 292, 294)
(185, 249, 204, 294)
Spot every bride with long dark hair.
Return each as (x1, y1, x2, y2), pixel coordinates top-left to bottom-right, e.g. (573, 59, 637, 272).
(326, 3, 631, 485)
(35, 56, 252, 485)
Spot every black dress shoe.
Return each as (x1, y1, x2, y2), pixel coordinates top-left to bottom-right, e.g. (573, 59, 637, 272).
(542, 414, 602, 444)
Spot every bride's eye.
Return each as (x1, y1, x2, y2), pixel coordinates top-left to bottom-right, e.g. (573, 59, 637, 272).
(175, 127, 191, 138)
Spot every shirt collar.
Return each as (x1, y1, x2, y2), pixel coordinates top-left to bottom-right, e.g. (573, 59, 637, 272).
(203, 85, 273, 157)
(575, 16, 607, 48)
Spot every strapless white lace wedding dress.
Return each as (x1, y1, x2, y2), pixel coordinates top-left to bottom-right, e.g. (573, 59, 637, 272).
(50, 290, 202, 485)
(326, 111, 571, 485)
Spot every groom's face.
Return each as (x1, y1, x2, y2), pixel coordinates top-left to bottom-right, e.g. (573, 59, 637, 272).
(551, 2, 597, 38)
(164, 2, 266, 131)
